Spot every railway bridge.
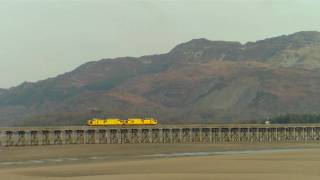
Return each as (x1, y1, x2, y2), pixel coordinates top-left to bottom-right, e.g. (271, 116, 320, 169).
(1, 124, 320, 147)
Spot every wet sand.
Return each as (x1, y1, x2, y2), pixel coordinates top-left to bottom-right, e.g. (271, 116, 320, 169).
(1, 143, 320, 180)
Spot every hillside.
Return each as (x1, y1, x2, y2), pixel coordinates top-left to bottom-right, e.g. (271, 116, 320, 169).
(1, 31, 320, 126)
(0, 88, 6, 96)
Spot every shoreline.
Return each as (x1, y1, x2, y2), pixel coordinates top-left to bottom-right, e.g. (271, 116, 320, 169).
(1, 143, 319, 169)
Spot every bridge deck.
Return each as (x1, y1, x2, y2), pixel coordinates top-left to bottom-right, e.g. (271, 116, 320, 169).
(2, 124, 320, 131)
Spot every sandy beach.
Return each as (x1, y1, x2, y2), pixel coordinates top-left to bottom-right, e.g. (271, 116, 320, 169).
(1, 143, 320, 180)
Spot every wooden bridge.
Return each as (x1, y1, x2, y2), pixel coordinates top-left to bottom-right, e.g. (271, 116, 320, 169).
(1, 124, 320, 146)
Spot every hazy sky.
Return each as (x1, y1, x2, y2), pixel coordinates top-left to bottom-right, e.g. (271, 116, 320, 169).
(1, 0, 320, 88)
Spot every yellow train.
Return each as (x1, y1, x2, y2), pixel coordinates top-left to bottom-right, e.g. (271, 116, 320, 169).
(87, 118, 158, 126)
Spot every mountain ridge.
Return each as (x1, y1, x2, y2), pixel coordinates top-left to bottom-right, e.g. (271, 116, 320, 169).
(1, 31, 320, 126)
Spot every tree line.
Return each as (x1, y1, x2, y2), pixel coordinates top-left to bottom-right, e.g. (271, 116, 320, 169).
(266, 114, 320, 124)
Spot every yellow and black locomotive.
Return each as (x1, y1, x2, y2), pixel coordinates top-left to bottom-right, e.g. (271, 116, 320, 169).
(87, 118, 158, 126)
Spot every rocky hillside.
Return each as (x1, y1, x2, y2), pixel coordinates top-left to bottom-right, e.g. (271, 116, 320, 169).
(1, 31, 320, 126)
(0, 88, 6, 96)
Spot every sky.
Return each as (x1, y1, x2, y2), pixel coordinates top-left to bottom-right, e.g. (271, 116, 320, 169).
(0, 0, 320, 88)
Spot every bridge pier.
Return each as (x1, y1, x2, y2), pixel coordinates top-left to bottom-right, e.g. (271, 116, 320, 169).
(42, 130, 51, 145)
(65, 130, 74, 144)
(75, 130, 85, 144)
(54, 130, 63, 145)
(16, 131, 26, 146)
